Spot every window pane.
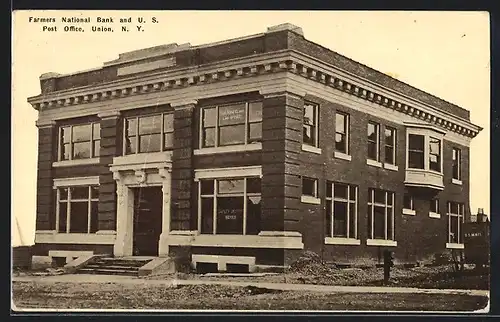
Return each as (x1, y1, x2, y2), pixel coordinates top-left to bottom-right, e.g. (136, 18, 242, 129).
(203, 128, 216, 148)
(218, 179, 245, 194)
(163, 133, 174, 150)
(203, 108, 216, 127)
(335, 133, 346, 153)
(59, 187, 69, 200)
(126, 118, 137, 136)
(409, 134, 424, 151)
(349, 186, 357, 201)
(452, 162, 459, 179)
(72, 124, 91, 142)
(334, 184, 348, 199)
(90, 201, 99, 233)
(246, 196, 261, 235)
(326, 201, 332, 236)
(219, 125, 245, 146)
(387, 193, 394, 206)
(303, 124, 315, 146)
(62, 127, 71, 143)
(450, 202, 459, 214)
(91, 186, 99, 199)
(163, 114, 174, 132)
(248, 102, 263, 122)
(139, 115, 162, 135)
(304, 104, 316, 126)
(385, 146, 394, 164)
(71, 187, 89, 200)
(248, 123, 262, 143)
(368, 123, 378, 141)
(336, 113, 346, 134)
(218, 104, 246, 126)
(326, 182, 332, 198)
(333, 201, 347, 237)
(449, 216, 459, 243)
(69, 202, 89, 233)
(200, 198, 214, 234)
(58, 202, 67, 233)
(62, 143, 71, 160)
(93, 140, 100, 157)
(92, 123, 100, 140)
(403, 194, 413, 209)
(429, 138, 441, 172)
(349, 203, 356, 238)
(72, 142, 91, 159)
(302, 178, 316, 196)
(431, 199, 439, 213)
(216, 196, 244, 234)
(387, 209, 394, 240)
(247, 178, 261, 194)
(367, 141, 378, 160)
(373, 206, 386, 239)
(409, 151, 424, 169)
(139, 134, 161, 153)
(200, 180, 214, 195)
(374, 190, 385, 204)
(367, 206, 373, 238)
(385, 128, 394, 145)
(125, 136, 137, 154)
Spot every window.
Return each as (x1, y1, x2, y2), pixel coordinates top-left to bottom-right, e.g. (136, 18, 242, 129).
(200, 101, 262, 148)
(447, 202, 464, 244)
(403, 194, 414, 210)
(430, 199, 440, 213)
(57, 185, 99, 233)
(384, 127, 396, 165)
(303, 102, 318, 147)
(302, 177, 318, 198)
(59, 122, 100, 161)
(368, 189, 395, 240)
(452, 148, 461, 181)
(335, 112, 349, 154)
(408, 134, 425, 169)
(198, 177, 261, 235)
(367, 122, 380, 161)
(429, 137, 441, 172)
(325, 182, 357, 239)
(124, 113, 174, 155)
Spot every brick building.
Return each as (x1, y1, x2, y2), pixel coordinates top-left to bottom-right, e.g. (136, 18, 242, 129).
(28, 23, 482, 270)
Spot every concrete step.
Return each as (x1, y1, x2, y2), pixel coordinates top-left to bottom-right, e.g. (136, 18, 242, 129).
(85, 264, 141, 271)
(96, 258, 152, 267)
(77, 268, 139, 276)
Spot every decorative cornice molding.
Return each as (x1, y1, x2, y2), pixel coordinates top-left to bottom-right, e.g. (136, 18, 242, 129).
(35, 120, 56, 128)
(29, 53, 481, 139)
(98, 110, 121, 119)
(170, 99, 198, 110)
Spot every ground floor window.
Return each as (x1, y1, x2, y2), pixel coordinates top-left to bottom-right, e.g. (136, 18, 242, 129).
(198, 177, 261, 235)
(325, 182, 358, 239)
(447, 202, 464, 244)
(367, 189, 395, 240)
(56, 185, 99, 233)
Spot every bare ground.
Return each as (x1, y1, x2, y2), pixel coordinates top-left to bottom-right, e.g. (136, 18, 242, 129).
(12, 281, 488, 311)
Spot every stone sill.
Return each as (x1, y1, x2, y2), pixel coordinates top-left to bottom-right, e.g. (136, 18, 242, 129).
(324, 237, 361, 245)
(334, 151, 352, 161)
(429, 212, 441, 219)
(384, 163, 399, 172)
(367, 159, 382, 168)
(301, 195, 321, 205)
(52, 158, 100, 167)
(194, 143, 262, 155)
(452, 178, 463, 185)
(402, 208, 416, 216)
(366, 239, 397, 247)
(301, 144, 322, 155)
(446, 243, 464, 249)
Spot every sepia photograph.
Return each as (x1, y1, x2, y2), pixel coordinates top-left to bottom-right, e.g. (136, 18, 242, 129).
(11, 10, 491, 313)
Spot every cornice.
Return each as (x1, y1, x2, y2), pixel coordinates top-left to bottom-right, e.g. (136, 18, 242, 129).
(28, 52, 482, 139)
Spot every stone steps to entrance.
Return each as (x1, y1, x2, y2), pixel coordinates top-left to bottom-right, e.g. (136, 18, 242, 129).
(76, 257, 154, 277)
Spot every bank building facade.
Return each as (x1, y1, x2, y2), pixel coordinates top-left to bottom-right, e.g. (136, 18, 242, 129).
(28, 23, 482, 272)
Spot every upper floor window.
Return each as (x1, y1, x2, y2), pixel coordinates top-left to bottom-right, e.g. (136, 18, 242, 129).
(302, 177, 318, 198)
(406, 129, 444, 174)
(368, 188, 395, 241)
(59, 122, 100, 161)
(367, 122, 380, 161)
(198, 177, 261, 235)
(403, 194, 414, 210)
(326, 182, 357, 239)
(57, 185, 99, 234)
(384, 127, 397, 165)
(303, 102, 319, 147)
(408, 134, 425, 169)
(200, 101, 262, 148)
(447, 202, 464, 244)
(124, 113, 174, 155)
(452, 148, 462, 181)
(429, 137, 441, 172)
(335, 112, 349, 154)
(430, 199, 440, 214)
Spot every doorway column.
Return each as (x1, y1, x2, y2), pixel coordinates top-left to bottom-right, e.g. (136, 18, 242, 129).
(158, 167, 172, 257)
(113, 172, 134, 257)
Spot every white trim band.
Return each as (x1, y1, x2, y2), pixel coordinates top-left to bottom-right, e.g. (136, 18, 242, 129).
(53, 176, 99, 188)
(194, 143, 262, 155)
(194, 165, 262, 181)
(34, 231, 116, 245)
(52, 158, 100, 168)
(367, 239, 398, 247)
(446, 243, 465, 249)
(402, 208, 416, 216)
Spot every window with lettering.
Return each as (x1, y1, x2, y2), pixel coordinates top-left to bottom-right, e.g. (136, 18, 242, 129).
(124, 113, 174, 155)
(200, 101, 262, 148)
(59, 122, 100, 161)
(199, 177, 261, 235)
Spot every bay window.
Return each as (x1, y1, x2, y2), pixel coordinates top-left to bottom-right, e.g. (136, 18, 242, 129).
(56, 185, 99, 233)
(325, 182, 357, 239)
(198, 177, 261, 235)
(367, 189, 395, 241)
(59, 122, 100, 161)
(200, 101, 262, 148)
(408, 134, 425, 169)
(447, 202, 465, 245)
(429, 137, 441, 172)
(124, 113, 174, 154)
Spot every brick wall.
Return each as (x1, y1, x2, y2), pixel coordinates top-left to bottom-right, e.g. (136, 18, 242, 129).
(36, 125, 56, 230)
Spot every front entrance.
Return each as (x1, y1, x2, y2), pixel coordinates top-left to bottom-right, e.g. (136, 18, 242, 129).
(132, 187, 163, 256)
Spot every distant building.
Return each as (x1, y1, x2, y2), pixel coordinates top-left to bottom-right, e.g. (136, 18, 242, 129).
(28, 23, 482, 270)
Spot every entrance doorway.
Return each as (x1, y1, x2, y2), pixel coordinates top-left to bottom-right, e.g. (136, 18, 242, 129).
(132, 186, 163, 256)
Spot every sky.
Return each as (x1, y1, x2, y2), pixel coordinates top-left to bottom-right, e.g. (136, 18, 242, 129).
(11, 11, 490, 246)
